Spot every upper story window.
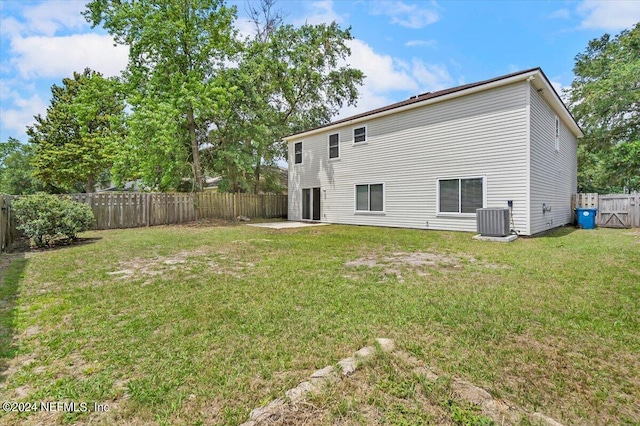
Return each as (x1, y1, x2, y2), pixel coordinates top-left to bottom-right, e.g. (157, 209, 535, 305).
(354, 126, 367, 144)
(438, 177, 484, 214)
(329, 133, 339, 159)
(555, 116, 560, 152)
(294, 142, 302, 164)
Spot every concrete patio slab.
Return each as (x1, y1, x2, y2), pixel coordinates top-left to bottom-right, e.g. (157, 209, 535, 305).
(472, 234, 518, 242)
(247, 221, 330, 229)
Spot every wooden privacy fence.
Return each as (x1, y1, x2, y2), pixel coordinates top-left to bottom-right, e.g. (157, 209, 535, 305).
(0, 195, 17, 252)
(196, 192, 287, 220)
(71, 193, 196, 229)
(70, 192, 287, 230)
(573, 193, 640, 228)
(0, 192, 287, 250)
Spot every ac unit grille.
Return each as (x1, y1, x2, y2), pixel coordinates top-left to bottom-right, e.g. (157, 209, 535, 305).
(476, 208, 510, 237)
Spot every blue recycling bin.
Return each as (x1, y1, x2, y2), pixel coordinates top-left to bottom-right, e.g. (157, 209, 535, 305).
(575, 208, 597, 229)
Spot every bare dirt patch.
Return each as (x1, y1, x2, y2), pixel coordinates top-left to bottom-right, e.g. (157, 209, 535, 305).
(107, 247, 254, 280)
(626, 229, 640, 242)
(344, 251, 508, 281)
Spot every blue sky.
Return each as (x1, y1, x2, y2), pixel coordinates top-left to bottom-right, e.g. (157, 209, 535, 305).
(1, 0, 639, 143)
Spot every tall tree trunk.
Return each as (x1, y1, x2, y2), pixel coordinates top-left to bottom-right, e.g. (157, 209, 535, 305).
(226, 153, 238, 193)
(253, 147, 262, 194)
(87, 173, 95, 193)
(187, 104, 203, 192)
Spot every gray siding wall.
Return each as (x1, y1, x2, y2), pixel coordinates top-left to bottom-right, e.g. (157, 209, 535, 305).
(289, 82, 529, 232)
(529, 84, 578, 235)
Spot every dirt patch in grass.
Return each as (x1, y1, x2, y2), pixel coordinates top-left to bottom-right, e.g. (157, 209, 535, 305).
(0, 353, 37, 395)
(344, 251, 508, 281)
(107, 247, 255, 280)
(626, 229, 640, 241)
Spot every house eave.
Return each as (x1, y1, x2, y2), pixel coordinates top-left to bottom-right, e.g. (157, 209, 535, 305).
(283, 68, 583, 142)
(527, 73, 584, 138)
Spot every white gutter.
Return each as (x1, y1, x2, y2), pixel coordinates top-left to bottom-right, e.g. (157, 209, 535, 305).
(284, 69, 583, 141)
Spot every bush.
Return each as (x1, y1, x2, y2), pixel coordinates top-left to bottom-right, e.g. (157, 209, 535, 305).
(12, 193, 95, 247)
(57, 198, 94, 240)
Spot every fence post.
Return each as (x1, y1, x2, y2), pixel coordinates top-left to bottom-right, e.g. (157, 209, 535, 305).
(233, 193, 237, 219)
(146, 194, 151, 227)
(635, 193, 640, 227)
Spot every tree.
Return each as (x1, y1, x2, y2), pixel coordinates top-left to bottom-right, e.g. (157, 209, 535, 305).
(0, 138, 44, 194)
(27, 69, 126, 193)
(85, 0, 238, 191)
(603, 139, 640, 191)
(206, 0, 364, 193)
(568, 23, 640, 193)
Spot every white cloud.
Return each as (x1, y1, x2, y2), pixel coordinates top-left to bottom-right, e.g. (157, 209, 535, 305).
(372, 1, 439, 29)
(346, 39, 418, 93)
(550, 80, 571, 103)
(411, 60, 453, 91)
(337, 39, 454, 119)
(0, 16, 23, 39)
(405, 39, 436, 47)
(548, 9, 571, 20)
(0, 1, 103, 140)
(295, 0, 345, 26)
(578, 0, 640, 31)
(0, 1, 88, 39)
(21, 0, 88, 36)
(550, 80, 564, 94)
(234, 16, 256, 40)
(336, 86, 395, 120)
(0, 92, 48, 139)
(10, 33, 129, 79)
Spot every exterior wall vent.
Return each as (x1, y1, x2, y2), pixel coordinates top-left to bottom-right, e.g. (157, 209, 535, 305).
(476, 208, 510, 237)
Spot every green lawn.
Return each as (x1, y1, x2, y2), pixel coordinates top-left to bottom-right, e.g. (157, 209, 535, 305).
(0, 224, 638, 425)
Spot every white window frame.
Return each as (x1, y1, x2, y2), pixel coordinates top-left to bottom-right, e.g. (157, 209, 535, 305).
(436, 176, 486, 216)
(354, 182, 385, 214)
(353, 125, 368, 145)
(301, 187, 321, 221)
(554, 116, 560, 152)
(294, 141, 302, 165)
(328, 132, 340, 160)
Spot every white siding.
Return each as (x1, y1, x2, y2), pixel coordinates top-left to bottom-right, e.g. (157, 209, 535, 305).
(289, 82, 530, 232)
(529, 83, 578, 235)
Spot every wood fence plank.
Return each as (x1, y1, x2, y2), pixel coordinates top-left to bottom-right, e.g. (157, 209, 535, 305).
(574, 192, 639, 228)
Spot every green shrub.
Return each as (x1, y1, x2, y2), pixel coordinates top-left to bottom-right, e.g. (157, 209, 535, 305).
(57, 198, 94, 239)
(12, 193, 94, 247)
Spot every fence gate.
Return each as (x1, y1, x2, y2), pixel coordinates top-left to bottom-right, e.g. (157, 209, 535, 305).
(573, 193, 640, 228)
(598, 195, 632, 228)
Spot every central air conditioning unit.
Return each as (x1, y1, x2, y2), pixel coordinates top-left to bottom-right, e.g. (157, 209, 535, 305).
(476, 208, 510, 237)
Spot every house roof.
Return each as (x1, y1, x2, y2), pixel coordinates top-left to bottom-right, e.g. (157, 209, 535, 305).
(283, 67, 583, 141)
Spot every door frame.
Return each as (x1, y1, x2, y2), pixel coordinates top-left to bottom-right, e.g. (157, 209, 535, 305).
(301, 187, 321, 221)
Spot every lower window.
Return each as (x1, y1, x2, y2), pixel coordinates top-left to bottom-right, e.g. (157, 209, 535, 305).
(438, 177, 484, 214)
(356, 184, 384, 212)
